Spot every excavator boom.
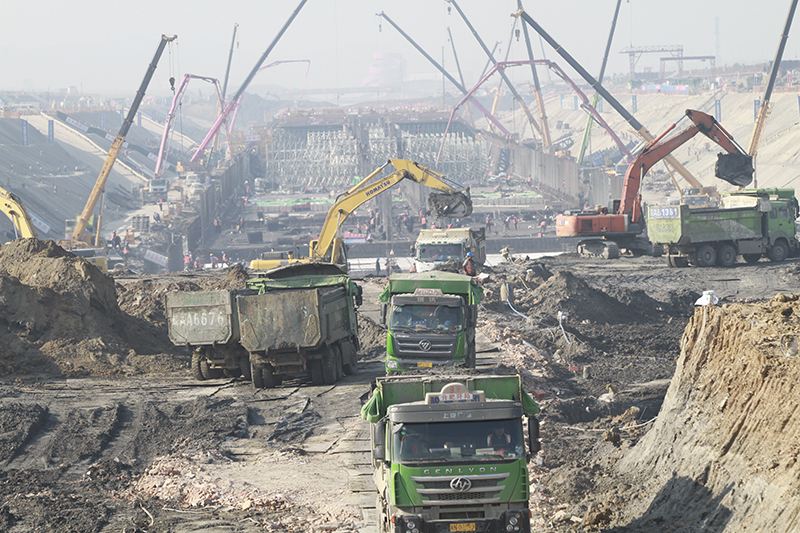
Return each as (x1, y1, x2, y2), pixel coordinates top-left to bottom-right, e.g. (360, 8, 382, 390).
(1, 187, 38, 240)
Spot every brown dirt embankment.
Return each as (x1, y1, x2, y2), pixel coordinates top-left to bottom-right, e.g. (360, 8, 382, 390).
(599, 295, 800, 532)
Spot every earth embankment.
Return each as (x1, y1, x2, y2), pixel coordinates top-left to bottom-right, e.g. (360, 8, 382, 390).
(602, 296, 800, 532)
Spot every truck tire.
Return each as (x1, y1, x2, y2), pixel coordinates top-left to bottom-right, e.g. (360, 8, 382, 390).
(332, 345, 344, 381)
(251, 362, 264, 388)
(743, 253, 762, 264)
(768, 240, 789, 262)
(696, 244, 716, 267)
(240, 357, 252, 381)
(310, 360, 324, 386)
(322, 347, 337, 385)
(200, 360, 223, 380)
(716, 244, 736, 268)
(191, 355, 204, 381)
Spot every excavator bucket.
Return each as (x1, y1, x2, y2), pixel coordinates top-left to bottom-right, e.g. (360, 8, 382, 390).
(715, 153, 754, 187)
(428, 189, 473, 218)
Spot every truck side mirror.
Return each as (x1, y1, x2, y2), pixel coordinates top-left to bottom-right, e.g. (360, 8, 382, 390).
(527, 415, 541, 455)
(372, 419, 387, 460)
(381, 303, 388, 326)
(355, 284, 363, 307)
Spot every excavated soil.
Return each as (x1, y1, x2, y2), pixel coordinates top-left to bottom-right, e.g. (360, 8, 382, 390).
(2, 237, 800, 532)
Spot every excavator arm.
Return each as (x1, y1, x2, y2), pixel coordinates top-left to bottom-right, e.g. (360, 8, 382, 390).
(310, 159, 472, 262)
(1, 187, 38, 239)
(620, 109, 752, 223)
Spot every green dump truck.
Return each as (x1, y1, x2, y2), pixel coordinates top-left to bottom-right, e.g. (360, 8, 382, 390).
(647, 188, 800, 267)
(165, 263, 362, 388)
(380, 272, 482, 371)
(413, 227, 486, 272)
(361, 374, 540, 533)
(239, 263, 362, 387)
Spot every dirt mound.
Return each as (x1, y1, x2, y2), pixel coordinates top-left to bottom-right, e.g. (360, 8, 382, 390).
(0, 239, 182, 378)
(590, 296, 800, 532)
(357, 312, 385, 358)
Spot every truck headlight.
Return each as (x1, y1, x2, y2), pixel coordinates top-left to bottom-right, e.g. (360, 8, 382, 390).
(387, 360, 398, 369)
(509, 516, 518, 525)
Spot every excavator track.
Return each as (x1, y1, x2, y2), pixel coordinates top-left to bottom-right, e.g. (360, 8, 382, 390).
(577, 239, 620, 259)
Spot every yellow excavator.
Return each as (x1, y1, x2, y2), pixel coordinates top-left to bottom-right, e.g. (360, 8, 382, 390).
(1, 186, 38, 240)
(2, 186, 109, 272)
(249, 158, 473, 270)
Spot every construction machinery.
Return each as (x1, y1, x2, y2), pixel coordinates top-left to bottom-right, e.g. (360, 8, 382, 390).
(249, 159, 472, 270)
(555, 109, 753, 258)
(649, 188, 799, 268)
(748, 0, 798, 186)
(1, 186, 38, 240)
(512, 8, 735, 198)
(362, 374, 540, 533)
(72, 34, 177, 247)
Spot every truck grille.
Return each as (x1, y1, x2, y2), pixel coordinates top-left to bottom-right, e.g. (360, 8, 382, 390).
(409, 473, 509, 506)
(394, 334, 455, 359)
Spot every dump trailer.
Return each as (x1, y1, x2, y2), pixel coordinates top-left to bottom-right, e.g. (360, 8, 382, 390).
(166, 289, 250, 380)
(238, 263, 362, 388)
(362, 374, 540, 533)
(647, 188, 799, 267)
(413, 227, 486, 272)
(380, 272, 482, 371)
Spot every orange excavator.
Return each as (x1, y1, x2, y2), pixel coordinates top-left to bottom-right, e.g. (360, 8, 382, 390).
(556, 109, 753, 258)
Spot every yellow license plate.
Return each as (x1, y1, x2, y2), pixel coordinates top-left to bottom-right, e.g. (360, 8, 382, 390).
(417, 362, 433, 368)
(450, 524, 476, 532)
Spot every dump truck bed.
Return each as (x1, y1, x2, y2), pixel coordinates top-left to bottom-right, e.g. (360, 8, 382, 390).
(647, 204, 764, 245)
(237, 285, 352, 353)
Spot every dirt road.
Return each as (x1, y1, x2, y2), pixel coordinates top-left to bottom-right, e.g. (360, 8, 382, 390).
(2, 240, 800, 532)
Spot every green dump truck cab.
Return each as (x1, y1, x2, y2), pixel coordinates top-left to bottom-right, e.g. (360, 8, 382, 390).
(647, 188, 800, 267)
(413, 227, 486, 272)
(362, 375, 540, 533)
(380, 272, 482, 372)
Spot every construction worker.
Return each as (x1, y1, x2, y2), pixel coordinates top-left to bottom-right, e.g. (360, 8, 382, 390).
(384, 258, 391, 277)
(463, 252, 476, 276)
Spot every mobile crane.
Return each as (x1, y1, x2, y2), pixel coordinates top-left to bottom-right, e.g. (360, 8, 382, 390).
(72, 34, 177, 247)
(250, 159, 472, 270)
(556, 109, 753, 258)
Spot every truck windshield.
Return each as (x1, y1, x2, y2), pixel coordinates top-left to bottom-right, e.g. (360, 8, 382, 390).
(418, 244, 463, 262)
(392, 419, 524, 464)
(390, 304, 462, 332)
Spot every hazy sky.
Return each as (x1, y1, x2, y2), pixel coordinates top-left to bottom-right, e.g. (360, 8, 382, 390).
(2, 0, 799, 98)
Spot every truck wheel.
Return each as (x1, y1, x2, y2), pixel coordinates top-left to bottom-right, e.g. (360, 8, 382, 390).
(200, 360, 223, 380)
(251, 363, 264, 388)
(240, 357, 252, 381)
(716, 244, 737, 268)
(191, 355, 204, 381)
(768, 240, 789, 262)
(310, 360, 324, 386)
(696, 244, 716, 267)
(332, 345, 344, 381)
(260, 365, 277, 389)
(342, 349, 358, 376)
(322, 347, 337, 385)
(743, 253, 762, 264)
(674, 256, 689, 268)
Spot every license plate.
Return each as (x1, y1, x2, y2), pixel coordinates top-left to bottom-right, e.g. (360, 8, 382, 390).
(450, 524, 476, 532)
(417, 362, 433, 368)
